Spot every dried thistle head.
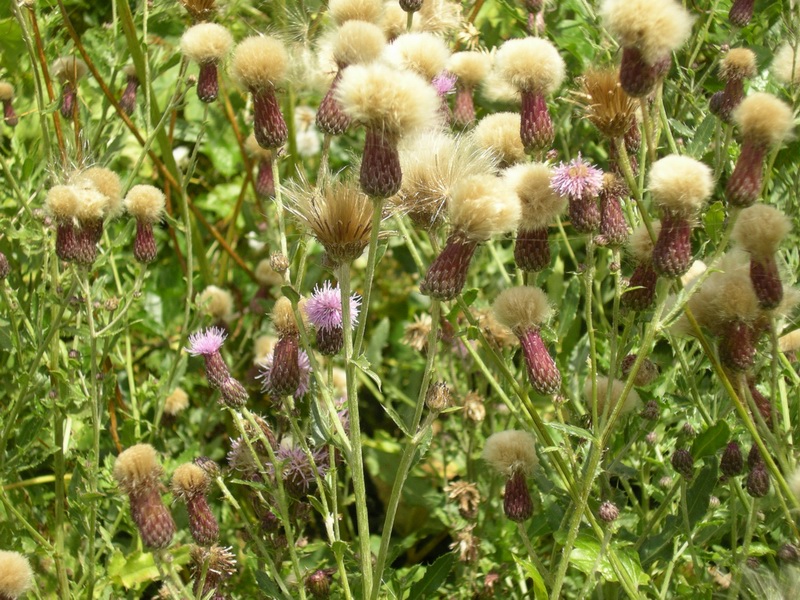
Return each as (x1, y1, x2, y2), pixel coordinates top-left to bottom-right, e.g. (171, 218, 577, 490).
(272, 297, 299, 337)
(733, 92, 794, 146)
(476, 308, 518, 350)
(0, 82, 14, 102)
(51, 56, 88, 83)
(648, 155, 714, 216)
(503, 163, 567, 230)
(772, 43, 800, 85)
(178, 0, 216, 22)
(732, 204, 791, 259)
(448, 174, 521, 242)
(0, 551, 34, 600)
(447, 51, 492, 88)
(415, 0, 463, 36)
(392, 131, 497, 230)
(198, 285, 234, 323)
(403, 313, 433, 352)
(180, 23, 233, 65)
(482, 430, 538, 476)
(171, 463, 210, 500)
(384, 32, 451, 81)
(329, 0, 384, 25)
(124, 185, 166, 224)
(495, 37, 565, 94)
(284, 176, 373, 264)
(72, 167, 123, 218)
(113, 444, 162, 494)
(721, 48, 757, 80)
(332, 20, 386, 68)
(472, 112, 526, 167)
(231, 36, 288, 91)
(45, 185, 80, 221)
(576, 68, 637, 139)
(164, 388, 189, 416)
(492, 286, 551, 335)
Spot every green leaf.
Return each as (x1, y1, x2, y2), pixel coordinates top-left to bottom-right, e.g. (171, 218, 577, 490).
(108, 547, 190, 589)
(353, 354, 382, 391)
(366, 317, 390, 368)
(556, 277, 581, 340)
(703, 201, 726, 244)
(408, 553, 455, 598)
(255, 570, 284, 599)
(513, 555, 548, 600)
(281, 285, 301, 304)
(691, 421, 730, 460)
(461, 288, 478, 306)
(380, 402, 412, 437)
(570, 534, 648, 586)
(547, 422, 599, 445)
(688, 115, 716, 157)
(687, 462, 717, 527)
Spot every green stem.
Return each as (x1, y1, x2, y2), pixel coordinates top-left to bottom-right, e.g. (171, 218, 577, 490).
(680, 478, 700, 574)
(353, 198, 385, 356)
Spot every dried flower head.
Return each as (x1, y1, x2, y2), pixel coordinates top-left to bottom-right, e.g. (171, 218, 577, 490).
(180, 23, 233, 64)
(284, 176, 374, 264)
(231, 36, 288, 91)
(171, 463, 210, 500)
(472, 112, 526, 167)
(255, 259, 284, 287)
(495, 37, 565, 94)
(178, 0, 216, 21)
(600, 0, 693, 65)
(335, 62, 440, 139)
(74, 167, 123, 217)
(45, 185, 80, 221)
(483, 430, 538, 476)
(628, 221, 659, 262)
(577, 68, 637, 139)
(272, 297, 299, 336)
(732, 204, 791, 259)
(476, 308, 519, 350)
(732, 92, 795, 147)
(385, 32, 451, 81)
(124, 185, 166, 223)
(584, 375, 641, 417)
(648, 155, 714, 215)
(780, 330, 800, 354)
(415, 0, 463, 35)
(164, 388, 190, 416)
(51, 56, 88, 83)
(448, 51, 491, 88)
(444, 481, 481, 519)
(198, 285, 234, 323)
(504, 163, 567, 230)
(332, 20, 386, 67)
(772, 43, 800, 85)
(448, 174, 521, 242)
(721, 48, 757, 80)
(492, 286, 551, 335)
(0, 551, 33, 600)
(330, 0, 384, 25)
(403, 313, 433, 352)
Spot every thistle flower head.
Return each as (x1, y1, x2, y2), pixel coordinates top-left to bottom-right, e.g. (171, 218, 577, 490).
(332, 20, 386, 67)
(180, 23, 233, 64)
(504, 163, 567, 230)
(482, 430, 538, 476)
(0, 82, 14, 102)
(45, 185, 80, 220)
(628, 221, 660, 262)
(706, 251, 761, 326)
(257, 349, 312, 397)
(124, 185, 166, 223)
(272, 297, 298, 336)
(329, 0, 384, 25)
(255, 259, 283, 287)
(416, 0, 463, 35)
(164, 388, 189, 416)
(733, 92, 794, 146)
(432, 71, 457, 95)
(448, 174, 521, 241)
(284, 176, 374, 264)
(74, 167, 123, 218)
(577, 68, 637, 139)
(384, 32, 451, 81)
(244, 133, 275, 160)
(447, 51, 491, 88)
(584, 375, 641, 416)
(51, 56, 88, 83)
(304, 281, 361, 330)
(186, 327, 227, 356)
(600, 0, 694, 64)
(380, 2, 407, 39)
(0, 551, 34, 600)
(472, 112, 525, 166)
(393, 131, 497, 229)
(551, 155, 604, 201)
(721, 48, 757, 80)
(231, 36, 288, 91)
(171, 463, 210, 500)
(62, 178, 110, 223)
(198, 285, 234, 322)
(647, 155, 714, 215)
(113, 443, 162, 493)
(335, 63, 440, 140)
(492, 286, 552, 334)
(495, 37, 565, 94)
(732, 204, 791, 259)
(772, 43, 800, 85)
(780, 329, 800, 354)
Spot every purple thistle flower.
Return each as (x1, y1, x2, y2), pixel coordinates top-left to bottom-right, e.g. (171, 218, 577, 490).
(551, 154, 604, 201)
(186, 327, 227, 356)
(304, 281, 361, 331)
(270, 443, 330, 497)
(432, 71, 457, 96)
(257, 349, 312, 397)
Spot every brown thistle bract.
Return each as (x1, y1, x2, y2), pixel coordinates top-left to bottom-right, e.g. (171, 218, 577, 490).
(576, 68, 637, 139)
(179, 0, 216, 22)
(284, 176, 374, 264)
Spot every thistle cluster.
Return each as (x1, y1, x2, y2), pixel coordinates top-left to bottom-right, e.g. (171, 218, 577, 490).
(186, 327, 249, 407)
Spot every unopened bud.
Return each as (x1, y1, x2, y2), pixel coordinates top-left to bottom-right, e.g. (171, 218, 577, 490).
(720, 442, 743, 477)
(426, 381, 451, 413)
(671, 449, 694, 480)
(747, 466, 770, 498)
(270, 252, 290, 274)
(598, 500, 619, 523)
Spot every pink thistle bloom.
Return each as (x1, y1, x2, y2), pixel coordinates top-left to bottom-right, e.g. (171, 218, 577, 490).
(186, 327, 227, 356)
(304, 281, 361, 331)
(432, 71, 457, 96)
(257, 349, 312, 397)
(550, 154, 603, 201)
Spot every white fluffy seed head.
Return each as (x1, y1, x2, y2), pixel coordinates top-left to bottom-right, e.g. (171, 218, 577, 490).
(584, 376, 641, 416)
(245, 133, 274, 160)
(332, 20, 386, 67)
(721, 48, 757, 80)
(164, 387, 189, 416)
(384, 32, 451, 81)
(472, 112, 526, 167)
(171, 463, 209, 499)
(415, 0, 463, 36)
(780, 329, 800, 353)
(180, 23, 233, 64)
(381, 1, 407, 40)
(198, 285, 234, 322)
(447, 51, 491, 88)
(494, 37, 565, 94)
(702, 250, 761, 327)
(647, 155, 714, 215)
(0, 551, 34, 599)
(45, 185, 80, 220)
(73, 180, 112, 222)
(0, 82, 14, 101)
(124, 185, 166, 223)
(732, 204, 791, 258)
(481, 68, 521, 104)
(113, 444, 161, 493)
(482, 430, 538, 476)
(600, 0, 694, 64)
(254, 334, 278, 364)
(492, 286, 552, 333)
(51, 56, 88, 83)
(628, 220, 660, 262)
(335, 63, 439, 138)
(448, 174, 521, 241)
(503, 163, 567, 230)
(732, 92, 795, 146)
(74, 167, 123, 218)
(272, 297, 298, 335)
(772, 43, 800, 85)
(330, 0, 383, 25)
(231, 36, 288, 91)
(255, 259, 284, 287)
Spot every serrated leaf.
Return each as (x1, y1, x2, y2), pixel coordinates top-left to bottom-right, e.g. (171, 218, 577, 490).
(687, 462, 717, 527)
(688, 115, 716, 157)
(513, 555, 548, 600)
(380, 402, 412, 437)
(255, 570, 284, 599)
(571, 534, 649, 586)
(547, 422, 599, 445)
(409, 553, 455, 598)
(691, 421, 730, 460)
(353, 354, 382, 391)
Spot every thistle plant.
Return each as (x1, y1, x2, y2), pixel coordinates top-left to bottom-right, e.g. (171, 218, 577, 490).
(180, 23, 233, 103)
(0, 82, 19, 127)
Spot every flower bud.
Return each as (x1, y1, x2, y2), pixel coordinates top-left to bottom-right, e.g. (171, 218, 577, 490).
(720, 442, 743, 477)
(671, 449, 694, 480)
(426, 381, 452, 413)
(747, 466, 770, 498)
(598, 500, 619, 523)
